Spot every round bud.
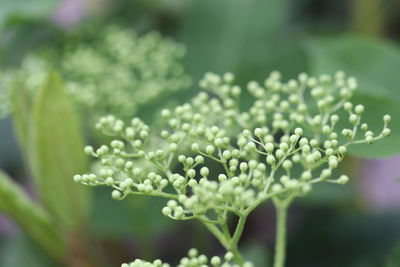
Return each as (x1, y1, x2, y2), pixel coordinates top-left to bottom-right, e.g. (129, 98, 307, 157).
(111, 190, 122, 200)
(161, 109, 171, 118)
(272, 183, 283, 193)
(349, 114, 358, 124)
(211, 256, 221, 265)
(254, 128, 263, 137)
(361, 123, 368, 131)
(354, 104, 364, 114)
(382, 128, 391, 136)
(73, 174, 82, 183)
(200, 167, 209, 177)
(206, 145, 215, 155)
(279, 142, 289, 152)
(225, 252, 234, 261)
(301, 171, 312, 180)
(162, 207, 172, 216)
(282, 160, 292, 170)
(191, 143, 200, 152)
(84, 146, 94, 155)
(338, 146, 347, 154)
(294, 128, 303, 136)
(344, 102, 353, 111)
(329, 158, 338, 168)
(330, 114, 339, 123)
(266, 155, 276, 165)
(195, 155, 204, 164)
(338, 175, 349, 184)
(365, 135, 374, 144)
(383, 114, 391, 124)
(187, 169, 196, 178)
(242, 129, 251, 138)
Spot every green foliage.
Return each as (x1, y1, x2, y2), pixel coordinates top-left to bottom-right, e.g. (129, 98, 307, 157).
(76, 71, 390, 266)
(305, 36, 400, 157)
(0, 170, 66, 261)
(31, 72, 90, 229)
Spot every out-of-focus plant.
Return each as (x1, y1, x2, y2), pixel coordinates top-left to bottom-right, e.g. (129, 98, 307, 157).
(0, 25, 191, 266)
(0, 25, 191, 122)
(76, 71, 391, 266)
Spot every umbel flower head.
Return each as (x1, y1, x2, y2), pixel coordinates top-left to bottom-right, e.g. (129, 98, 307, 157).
(75, 71, 390, 264)
(0, 25, 191, 120)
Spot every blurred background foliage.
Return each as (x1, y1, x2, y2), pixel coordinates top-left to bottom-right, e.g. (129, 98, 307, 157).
(0, 0, 400, 266)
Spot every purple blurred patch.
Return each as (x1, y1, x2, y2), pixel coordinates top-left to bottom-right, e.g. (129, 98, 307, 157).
(360, 155, 400, 211)
(0, 216, 18, 237)
(52, 0, 87, 29)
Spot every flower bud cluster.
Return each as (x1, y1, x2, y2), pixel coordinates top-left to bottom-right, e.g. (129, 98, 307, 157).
(122, 249, 254, 267)
(76, 71, 390, 265)
(77, 71, 391, 218)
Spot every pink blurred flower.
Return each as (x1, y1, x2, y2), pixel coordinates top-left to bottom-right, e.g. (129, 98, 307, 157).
(52, 0, 87, 29)
(360, 155, 400, 211)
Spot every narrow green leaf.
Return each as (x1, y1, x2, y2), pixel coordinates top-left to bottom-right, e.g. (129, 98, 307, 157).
(0, 170, 66, 261)
(31, 72, 90, 229)
(9, 76, 34, 158)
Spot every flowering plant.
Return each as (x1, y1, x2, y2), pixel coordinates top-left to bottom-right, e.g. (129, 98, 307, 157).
(75, 71, 391, 267)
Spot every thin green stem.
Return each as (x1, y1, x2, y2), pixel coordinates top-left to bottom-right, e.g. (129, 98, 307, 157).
(230, 215, 247, 265)
(273, 199, 289, 267)
(231, 215, 247, 247)
(230, 245, 245, 265)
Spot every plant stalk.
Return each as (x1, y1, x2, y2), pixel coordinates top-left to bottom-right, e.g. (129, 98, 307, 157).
(273, 201, 288, 267)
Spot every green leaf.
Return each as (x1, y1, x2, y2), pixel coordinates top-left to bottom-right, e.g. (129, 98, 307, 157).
(31, 72, 90, 229)
(305, 36, 400, 157)
(0, 170, 66, 261)
(305, 36, 400, 98)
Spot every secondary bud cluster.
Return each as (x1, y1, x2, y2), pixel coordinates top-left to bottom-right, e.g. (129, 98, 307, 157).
(121, 249, 254, 267)
(0, 26, 191, 121)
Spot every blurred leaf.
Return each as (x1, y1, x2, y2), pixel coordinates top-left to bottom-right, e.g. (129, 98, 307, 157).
(305, 36, 400, 158)
(10, 76, 34, 158)
(0, 169, 66, 261)
(32, 72, 90, 229)
(178, 0, 307, 83)
(0, 234, 55, 267)
(386, 243, 400, 267)
(305, 36, 400, 98)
